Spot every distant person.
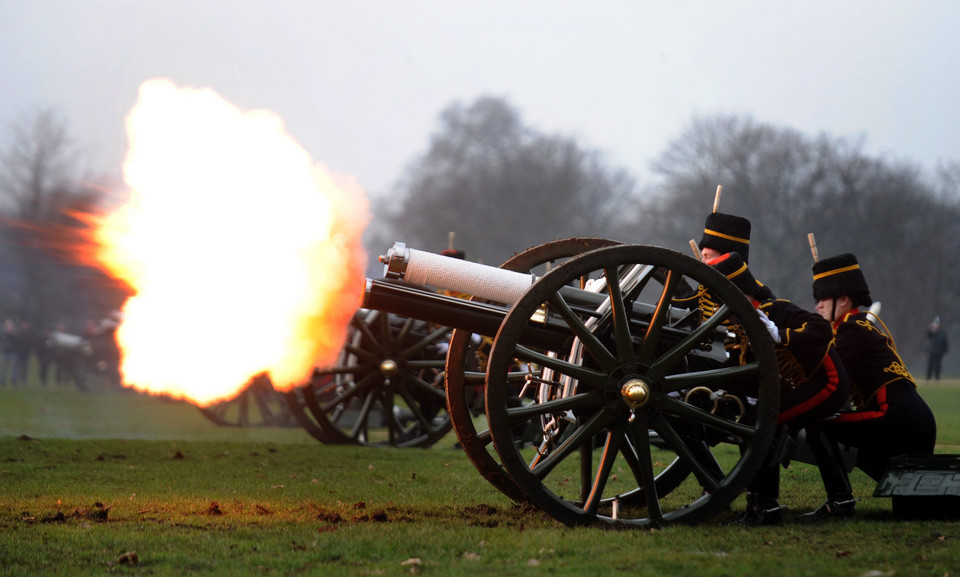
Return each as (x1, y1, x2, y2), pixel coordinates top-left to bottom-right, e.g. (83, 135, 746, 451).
(83, 319, 99, 340)
(0, 319, 18, 386)
(13, 321, 33, 385)
(95, 312, 123, 390)
(37, 327, 54, 386)
(926, 316, 948, 381)
(52, 322, 79, 386)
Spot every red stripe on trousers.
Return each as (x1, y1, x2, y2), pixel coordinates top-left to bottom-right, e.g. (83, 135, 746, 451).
(778, 352, 840, 425)
(831, 385, 888, 422)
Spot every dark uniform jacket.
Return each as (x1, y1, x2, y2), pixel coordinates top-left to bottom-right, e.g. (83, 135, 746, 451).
(758, 299, 846, 425)
(927, 327, 948, 356)
(832, 310, 914, 418)
(759, 299, 835, 389)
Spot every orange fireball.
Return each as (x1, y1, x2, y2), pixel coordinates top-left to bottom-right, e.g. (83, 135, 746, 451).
(92, 79, 369, 406)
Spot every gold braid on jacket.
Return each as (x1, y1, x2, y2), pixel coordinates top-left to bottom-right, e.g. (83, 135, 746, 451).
(697, 286, 750, 365)
(775, 348, 809, 389)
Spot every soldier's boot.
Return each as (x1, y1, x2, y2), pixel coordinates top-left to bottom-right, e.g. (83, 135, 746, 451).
(803, 428, 856, 519)
(725, 465, 782, 526)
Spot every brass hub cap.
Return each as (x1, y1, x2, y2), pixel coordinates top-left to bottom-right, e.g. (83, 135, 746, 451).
(379, 359, 399, 377)
(621, 378, 650, 409)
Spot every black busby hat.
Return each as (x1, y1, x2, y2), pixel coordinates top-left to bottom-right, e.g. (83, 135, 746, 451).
(700, 212, 751, 262)
(707, 252, 760, 297)
(440, 248, 466, 259)
(812, 253, 872, 307)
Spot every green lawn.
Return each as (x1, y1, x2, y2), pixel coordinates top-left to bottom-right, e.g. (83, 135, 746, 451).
(917, 380, 960, 449)
(0, 380, 958, 576)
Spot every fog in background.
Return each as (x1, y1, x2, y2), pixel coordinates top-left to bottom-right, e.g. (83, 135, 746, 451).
(3, 1, 959, 195)
(3, 1, 960, 382)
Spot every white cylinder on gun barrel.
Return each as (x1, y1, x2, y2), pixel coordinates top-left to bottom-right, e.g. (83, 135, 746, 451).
(381, 242, 537, 305)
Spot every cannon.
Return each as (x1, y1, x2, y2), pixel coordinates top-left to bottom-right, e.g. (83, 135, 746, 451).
(45, 319, 122, 393)
(283, 238, 619, 450)
(305, 238, 780, 528)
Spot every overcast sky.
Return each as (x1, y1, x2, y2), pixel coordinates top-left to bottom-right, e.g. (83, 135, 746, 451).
(2, 1, 959, 200)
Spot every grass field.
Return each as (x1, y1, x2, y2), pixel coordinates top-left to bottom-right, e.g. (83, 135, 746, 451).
(1, 379, 959, 576)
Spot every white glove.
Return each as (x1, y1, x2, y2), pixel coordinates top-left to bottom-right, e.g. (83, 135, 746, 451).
(757, 310, 781, 344)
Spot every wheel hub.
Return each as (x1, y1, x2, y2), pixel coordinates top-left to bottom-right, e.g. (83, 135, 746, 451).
(621, 378, 651, 409)
(379, 359, 399, 377)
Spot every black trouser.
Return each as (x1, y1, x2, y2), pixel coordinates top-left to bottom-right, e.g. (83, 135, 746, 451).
(750, 349, 850, 506)
(927, 354, 944, 380)
(804, 427, 854, 501)
(747, 426, 853, 508)
(815, 382, 937, 481)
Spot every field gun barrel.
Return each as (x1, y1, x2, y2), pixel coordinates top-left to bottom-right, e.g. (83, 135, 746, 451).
(361, 242, 713, 354)
(363, 278, 572, 349)
(380, 243, 537, 305)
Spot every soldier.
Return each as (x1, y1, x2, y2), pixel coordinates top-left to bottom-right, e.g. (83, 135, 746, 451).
(440, 248, 466, 260)
(708, 252, 851, 526)
(677, 211, 761, 319)
(699, 211, 752, 263)
(672, 212, 765, 489)
(806, 253, 937, 516)
(682, 212, 773, 362)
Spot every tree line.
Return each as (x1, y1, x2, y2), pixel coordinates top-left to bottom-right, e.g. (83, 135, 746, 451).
(3, 99, 959, 375)
(0, 110, 127, 337)
(376, 99, 960, 374)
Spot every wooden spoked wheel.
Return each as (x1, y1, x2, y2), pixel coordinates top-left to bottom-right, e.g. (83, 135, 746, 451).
(444, 237, 621, 503)
(484, 244, 780, 527)
(292, 309, 452, 447)
(282, 378, 336, 443)
(198, 373, 298, 428)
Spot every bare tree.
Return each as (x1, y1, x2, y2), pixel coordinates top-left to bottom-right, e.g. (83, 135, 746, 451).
(642, 115, 850, 296)
(0, 110, 123, 330)
(1, 110, 73, 216)
(644, 113, 960, 371)
(379, 96, 639, 266)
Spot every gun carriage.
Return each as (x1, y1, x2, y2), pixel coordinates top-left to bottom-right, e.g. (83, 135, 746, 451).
(195, 311, 450, 439)
(293, 238, 782, 528)
(284, 238, 619, 450)
(45, 323, 122, 393)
